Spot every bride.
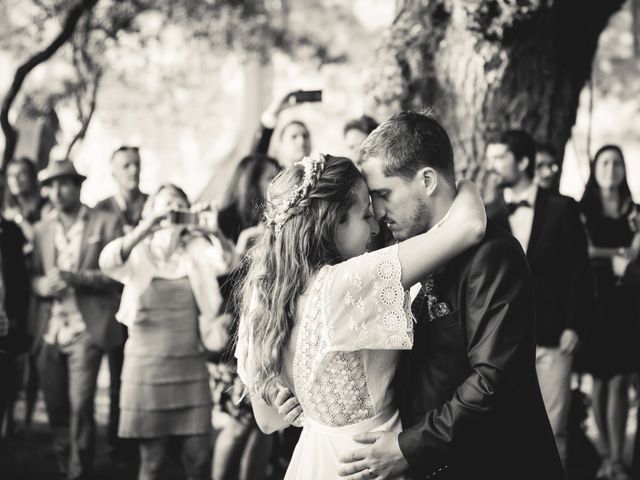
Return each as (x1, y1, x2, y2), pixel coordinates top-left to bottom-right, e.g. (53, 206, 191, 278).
(235, 154, 485, 479)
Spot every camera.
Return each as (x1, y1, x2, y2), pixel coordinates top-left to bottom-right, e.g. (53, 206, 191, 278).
(292, 90, 322, 104)
(169, 209, 217, 230)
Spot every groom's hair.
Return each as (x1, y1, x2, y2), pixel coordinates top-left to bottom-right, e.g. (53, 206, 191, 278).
(359, 110, 455, 186)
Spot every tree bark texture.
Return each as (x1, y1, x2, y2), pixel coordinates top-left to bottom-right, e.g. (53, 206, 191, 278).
(1, 0, 98, 175)
(365, 0, 625, 197)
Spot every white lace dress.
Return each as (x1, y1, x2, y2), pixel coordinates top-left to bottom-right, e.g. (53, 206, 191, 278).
(236, 244, 414, 479)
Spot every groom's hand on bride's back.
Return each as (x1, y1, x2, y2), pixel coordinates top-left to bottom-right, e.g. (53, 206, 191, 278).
(338, 431, 409, 479)
(274, 386, 305, 427)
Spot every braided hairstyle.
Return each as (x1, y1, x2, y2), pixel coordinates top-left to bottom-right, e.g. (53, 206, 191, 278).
(238, 154, 363, 403)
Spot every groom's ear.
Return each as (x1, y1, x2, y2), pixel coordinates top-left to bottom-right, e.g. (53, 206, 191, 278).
(418, 167, 438, 196)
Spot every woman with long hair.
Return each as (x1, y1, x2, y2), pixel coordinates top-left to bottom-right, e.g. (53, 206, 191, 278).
(210, 155, 281, 480)
(1, 156, 49, 437)
(580, 145, 639, 480)
(235, 154, 486, 479)
(100, 184, 230, 480)
(3, 157, 50, 251)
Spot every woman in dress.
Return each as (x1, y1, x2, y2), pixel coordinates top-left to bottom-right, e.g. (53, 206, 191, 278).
(579, 145, 639, 480)
(99, 184, 231, 480)
(235, 154, 486, 479)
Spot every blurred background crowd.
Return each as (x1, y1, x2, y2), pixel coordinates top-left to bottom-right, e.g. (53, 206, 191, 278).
(0, 1, 639, 480)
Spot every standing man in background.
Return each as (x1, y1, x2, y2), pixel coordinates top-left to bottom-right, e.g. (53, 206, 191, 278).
(96, 146, 148, 233)
(95, 145, 148, 464)
(534, 143, 561, 193)
(485, 130, 595, 473)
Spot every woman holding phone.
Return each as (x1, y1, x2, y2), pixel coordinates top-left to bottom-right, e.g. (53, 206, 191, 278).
(99, 184, 232, 480)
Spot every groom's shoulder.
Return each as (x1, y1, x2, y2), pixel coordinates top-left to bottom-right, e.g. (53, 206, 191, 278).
(456, 221, 528, 273)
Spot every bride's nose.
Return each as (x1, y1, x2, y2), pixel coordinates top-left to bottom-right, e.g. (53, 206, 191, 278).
(368, 216, 380, 237)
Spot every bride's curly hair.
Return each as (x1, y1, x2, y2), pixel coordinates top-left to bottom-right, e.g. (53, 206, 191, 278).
(238, 154, 363, 403)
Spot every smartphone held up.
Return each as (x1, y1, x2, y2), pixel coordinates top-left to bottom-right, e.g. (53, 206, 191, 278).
(290, 90, 322, 104)
(169, 209, 217, 232)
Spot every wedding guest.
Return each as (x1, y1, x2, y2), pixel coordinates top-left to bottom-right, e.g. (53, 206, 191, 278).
(31, 159, 124, 480)
(254, 92, 312, 168)
(3, 156, 51, 252)
(343, 115, 378, 160)
(485, 129, 596, 473)
(579, 144, 639, 480)
(1, 156, 49, 436)
(217, 154, 280, 246)
(95, 145, 148, 463)
(534, 143, 560, 192)
(0, 212, 30, 439)
(95, 146, 148, 232)
(212, 154, 280, 480)
(99, 184, 230, 480)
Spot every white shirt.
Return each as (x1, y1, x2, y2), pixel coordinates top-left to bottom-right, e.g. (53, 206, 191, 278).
(503, 183, 538, 253)
(44, 207, 88, 345)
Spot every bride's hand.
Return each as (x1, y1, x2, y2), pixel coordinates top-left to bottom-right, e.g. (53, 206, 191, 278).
(274, 386, 305, 427)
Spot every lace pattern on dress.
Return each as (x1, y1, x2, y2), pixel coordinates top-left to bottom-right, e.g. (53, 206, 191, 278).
(326, 245, 413, 351)
(292, 245, 412, 427)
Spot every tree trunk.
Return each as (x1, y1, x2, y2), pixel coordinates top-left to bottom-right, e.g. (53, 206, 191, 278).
(0, 0, 98, 176)
(365, 0, 624, 199)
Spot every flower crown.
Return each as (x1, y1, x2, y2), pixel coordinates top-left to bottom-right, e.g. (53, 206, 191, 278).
(270, 153, 327, 235)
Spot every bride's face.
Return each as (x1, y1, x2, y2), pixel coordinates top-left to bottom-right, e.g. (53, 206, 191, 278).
(334, 179, 379, 260)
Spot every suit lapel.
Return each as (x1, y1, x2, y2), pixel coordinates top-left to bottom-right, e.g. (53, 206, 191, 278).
(42, 219, 57, 271)
(526, 187, 548, 257)
(78, 208, 94, 267)
(486, 199, 512, 234)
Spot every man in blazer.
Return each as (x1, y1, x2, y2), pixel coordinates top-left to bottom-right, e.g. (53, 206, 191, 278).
(337, 113, 562, 480)
(485, 130, 595, 472)
(32, 159, 123, 480)
(94, 145, 147, 462)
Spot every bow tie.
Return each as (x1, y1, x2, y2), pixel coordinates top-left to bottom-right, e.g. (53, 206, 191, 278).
(505, 199, 531, 215)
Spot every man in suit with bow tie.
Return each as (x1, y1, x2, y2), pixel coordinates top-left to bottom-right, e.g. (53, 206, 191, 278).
(336, 112, 563, 480)
(485, 130, 595, 473)
(32, 159, 124, 480)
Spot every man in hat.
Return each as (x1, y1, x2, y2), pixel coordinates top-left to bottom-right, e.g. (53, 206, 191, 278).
(32, 159, 124, 480)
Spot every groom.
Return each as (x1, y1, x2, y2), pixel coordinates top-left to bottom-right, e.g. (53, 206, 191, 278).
(336, 112, 563, 480)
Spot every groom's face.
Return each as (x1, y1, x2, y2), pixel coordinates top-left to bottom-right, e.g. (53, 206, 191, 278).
(361, 156, 433, 241)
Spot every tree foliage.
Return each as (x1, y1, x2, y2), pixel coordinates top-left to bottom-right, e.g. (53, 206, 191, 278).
(365, 0, 625, 198)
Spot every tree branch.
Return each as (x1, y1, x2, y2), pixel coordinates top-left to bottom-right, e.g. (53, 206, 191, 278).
(1, 0, 99, 174)
(65, 69, 102, 159)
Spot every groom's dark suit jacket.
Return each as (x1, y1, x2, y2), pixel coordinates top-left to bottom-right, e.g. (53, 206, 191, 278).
(485, 187, 595, 347)
(396, 222, 564, 480)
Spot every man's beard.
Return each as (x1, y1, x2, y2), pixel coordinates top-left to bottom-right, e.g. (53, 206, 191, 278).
(391, 197, 432, 242)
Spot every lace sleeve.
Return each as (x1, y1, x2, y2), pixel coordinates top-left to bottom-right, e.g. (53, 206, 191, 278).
(321, 244, 413, 352)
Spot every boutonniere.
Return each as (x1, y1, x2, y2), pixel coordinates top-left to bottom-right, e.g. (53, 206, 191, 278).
(424, 277, 453, 321)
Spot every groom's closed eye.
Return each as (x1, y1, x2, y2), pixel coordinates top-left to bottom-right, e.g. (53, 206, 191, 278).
(370, 190, 390, 200)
